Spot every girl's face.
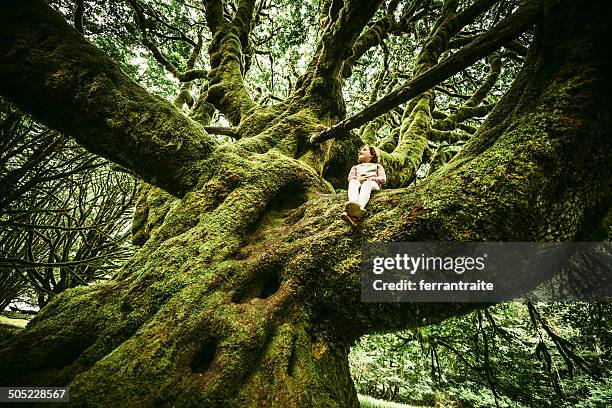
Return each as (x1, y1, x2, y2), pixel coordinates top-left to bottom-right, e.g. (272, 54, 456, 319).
(358, 146, 373, 163)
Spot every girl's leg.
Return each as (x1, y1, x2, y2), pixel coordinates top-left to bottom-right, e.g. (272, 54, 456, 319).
(358, 180, 380, 209)
(348, 179, 361, 202)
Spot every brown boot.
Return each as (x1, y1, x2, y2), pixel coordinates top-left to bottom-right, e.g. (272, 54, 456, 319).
(345, 201, 366, 218)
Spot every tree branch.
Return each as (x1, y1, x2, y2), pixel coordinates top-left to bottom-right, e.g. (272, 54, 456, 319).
(73, 0, 85, 34)
(128, 0, 208, 83)
(309, 0, 542, 145)
(341, 0, 430, 78)
(203, 126, 237, 137)
(203, 0, 257, 125)
(295, 0, 385, 119)
(0, 0, 216, 196)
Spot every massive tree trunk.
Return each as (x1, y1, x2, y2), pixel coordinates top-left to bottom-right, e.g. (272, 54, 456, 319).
(0, 0, 611, 407)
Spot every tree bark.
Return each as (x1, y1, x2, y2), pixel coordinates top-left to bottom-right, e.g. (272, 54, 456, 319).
(0, 0, 611, 407)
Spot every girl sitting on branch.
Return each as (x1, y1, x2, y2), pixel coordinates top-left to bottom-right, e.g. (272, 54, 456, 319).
(341, 145, 386, 225)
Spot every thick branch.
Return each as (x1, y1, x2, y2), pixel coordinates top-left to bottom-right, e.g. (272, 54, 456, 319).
(296, 0, 384, 118)
(309, 0, 542, 144)
(204, 0, 257, 125)
(0, 0, 215, 196)
(203, 126, 237, 137)
(314, 0, 384, 77)
(173, 33, 205, 110)
(434, 103, 495, 131)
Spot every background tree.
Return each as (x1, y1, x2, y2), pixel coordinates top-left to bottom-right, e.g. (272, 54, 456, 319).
(0, 98, 136, 311)
(0, 0, 610, 407)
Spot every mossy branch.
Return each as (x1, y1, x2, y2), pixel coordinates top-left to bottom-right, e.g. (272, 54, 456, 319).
(0, 0, 216, 196)
(203, 0, 257, 125)
(434, 53, 500, 132)
(340, 0, 411, 78)
(188, 80, 216, 127)
(434, 103, 495, 131)
(296, 0, 384, 118)
(173, 33, 206, 110)
(429, 128, 471, 142)
(204, 126, 237, 137)
(378, 92, 432, 187)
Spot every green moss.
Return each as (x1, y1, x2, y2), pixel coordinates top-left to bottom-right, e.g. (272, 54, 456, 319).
(379, 91, 431, 187)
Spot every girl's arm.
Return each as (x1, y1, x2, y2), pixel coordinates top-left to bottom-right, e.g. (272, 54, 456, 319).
(347, 165, 357, 181)
(372, 164, 386, 185)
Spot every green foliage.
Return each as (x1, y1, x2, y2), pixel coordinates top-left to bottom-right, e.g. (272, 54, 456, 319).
(350, 302, 612, 407)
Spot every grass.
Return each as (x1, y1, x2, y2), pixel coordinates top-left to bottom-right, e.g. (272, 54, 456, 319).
(359, 394, 421, 408)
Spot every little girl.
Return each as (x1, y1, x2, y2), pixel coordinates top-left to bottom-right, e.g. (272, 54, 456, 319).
(341, 145, 386, 225)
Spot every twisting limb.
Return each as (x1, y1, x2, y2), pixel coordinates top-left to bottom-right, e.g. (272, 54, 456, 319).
(173, 83, 195, 110)
(429, 128, 471, 142)
(309, 0, 542, 145)
(203, 0, 257, 125)
(434, 53, 501, 131)
(341, 0, 413, 77)
(434, 86, 471, 99)
(426, 142, 463, 175)
(189, 80, 216, 127)
(296, 0, 385, 118)
(341, 0, 432, 78)
(377, 91, 432, 187)
(435, 103, 495, 129)
(314, 0, 387, 71)
(433, 110, 478, 133)
(174, 31, 205, 110)
(454, 54, 501, 106)
(203, 126, 237, 137)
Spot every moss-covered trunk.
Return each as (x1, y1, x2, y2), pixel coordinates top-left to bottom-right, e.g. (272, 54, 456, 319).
(1, 0, 611, 407)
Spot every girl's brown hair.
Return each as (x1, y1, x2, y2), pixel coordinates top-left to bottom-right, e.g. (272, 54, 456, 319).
(360, 145, 378, 164)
